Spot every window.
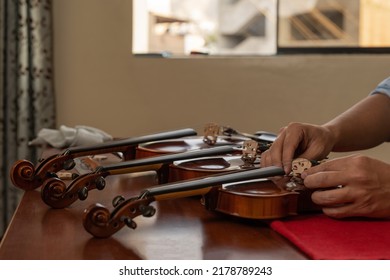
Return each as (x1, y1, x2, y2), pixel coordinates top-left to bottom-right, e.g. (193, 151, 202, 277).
(133, 0, 390, 56)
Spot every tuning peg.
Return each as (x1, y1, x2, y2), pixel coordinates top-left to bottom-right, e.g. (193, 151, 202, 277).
(112, 195, 125, 207)
(140, 205, 156, 217)
(122, 216, 137, 229)
(47, 172, 58, 178)
(63, 159, 76, 170)
(78, 186, 89, 200)
(95, 176, 106, 190)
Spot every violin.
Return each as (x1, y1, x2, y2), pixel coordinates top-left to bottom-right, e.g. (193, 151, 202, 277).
(41, 145, 240, 209)
(82, 166, 297, 238)
(82, 158, 321, 238)
(135, 123, 275, 159)
(10, 128, 197, 191)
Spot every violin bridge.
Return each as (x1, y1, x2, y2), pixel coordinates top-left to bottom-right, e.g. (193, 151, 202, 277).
(203, 123, 223, 145)
(291, 158, 312, 178)
(241, 140, 259, 167)
(287, 158, 315, 187)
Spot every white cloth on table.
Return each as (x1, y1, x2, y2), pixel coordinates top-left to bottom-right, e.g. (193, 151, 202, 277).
(29, 125, 113, 148)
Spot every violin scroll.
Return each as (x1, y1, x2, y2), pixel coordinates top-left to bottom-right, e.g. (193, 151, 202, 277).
(83, 204, 112, 238)
(40, 178, 69, 209)
(10, 153, 75, 191)
(10, 160, 36, 191)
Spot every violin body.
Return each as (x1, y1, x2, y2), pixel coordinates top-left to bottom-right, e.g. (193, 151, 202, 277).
(204, 177, 320, 220)
(168, 155, 254, 181)
(204, 179, 299, 219)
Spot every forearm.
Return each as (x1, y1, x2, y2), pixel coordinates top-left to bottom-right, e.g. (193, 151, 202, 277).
(323, 93, 390, 152)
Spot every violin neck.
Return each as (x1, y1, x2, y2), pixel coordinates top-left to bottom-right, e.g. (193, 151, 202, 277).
(63, 128, 197, 155)
(148, 166, 285, 201)
(99, 145, 237, 174)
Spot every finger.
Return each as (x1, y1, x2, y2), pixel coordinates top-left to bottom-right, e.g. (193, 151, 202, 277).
(321, 200, 369, 219)
(311, 186, 353, 206)
(265, 131, 287, 168)
(304, 156, 350, 175)
(304, 171, 348, 189)
(321, 204, 355, 219)
(260, 129, 284, 168)
(260, 150, 271, 168)
(281, 128, 306, 174)
(281, 143, 296, 174)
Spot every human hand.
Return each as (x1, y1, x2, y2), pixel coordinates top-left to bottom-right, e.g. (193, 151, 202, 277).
(302, 154, 390, 219)
(261, 122, 336, 174)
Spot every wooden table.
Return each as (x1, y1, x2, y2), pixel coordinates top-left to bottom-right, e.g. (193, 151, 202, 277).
(0, 156, 307, 260)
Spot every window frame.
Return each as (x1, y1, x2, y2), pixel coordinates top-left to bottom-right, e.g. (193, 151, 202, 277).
(133, 0, 390, 57)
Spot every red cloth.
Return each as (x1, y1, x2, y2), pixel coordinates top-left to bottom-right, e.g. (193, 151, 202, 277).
(270, 214, 390, 260)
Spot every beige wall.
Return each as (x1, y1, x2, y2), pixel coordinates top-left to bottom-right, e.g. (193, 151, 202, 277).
(53, 0, 390, 161)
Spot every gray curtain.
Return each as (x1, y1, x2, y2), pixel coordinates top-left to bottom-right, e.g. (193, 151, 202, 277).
(0, 0, 56, 237)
